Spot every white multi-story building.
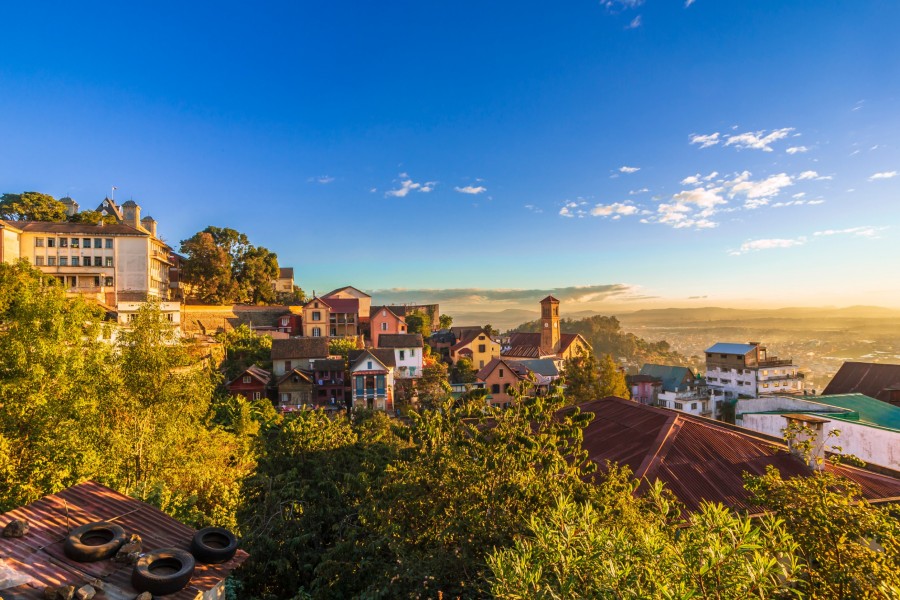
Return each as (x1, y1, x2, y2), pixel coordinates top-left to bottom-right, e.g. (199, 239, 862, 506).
(704, 342, 804, 401)
(376, 333, 424, 379)
(0, 198, 176, 317)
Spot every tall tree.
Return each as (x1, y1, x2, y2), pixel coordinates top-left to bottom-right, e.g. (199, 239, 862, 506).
(597, 352, 630, 399)
(563, 347, 602, 404)
(0, 192, 68, 222)
(405, 310, 432, 336)
(451, 355, 478, 384)
(236, 245, 279, 304)
(179, 231, 235, 303)
(438, 314, 453, 329)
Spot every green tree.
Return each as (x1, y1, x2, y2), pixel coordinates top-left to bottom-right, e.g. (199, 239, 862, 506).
(0, 192, 68, 222)
(597, 352, 630, 399)
(450, 355, 478, 384)
(328, 337, 359, 358)
(179, 231, 236, 303)
(236, 245, 279, 304)
(415, 361, 452, 410)
(217, 324, 273, 381)
(438, 313, 453, 329)
(562, 347, 602, 404)
(67, 209, 118, 225)
(483, 323, 499, 337)
(404, 309, 432, 336)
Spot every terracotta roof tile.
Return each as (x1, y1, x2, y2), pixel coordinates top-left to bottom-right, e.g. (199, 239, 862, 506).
(377, 333, 424, 349)
(271, 337, 330, 360)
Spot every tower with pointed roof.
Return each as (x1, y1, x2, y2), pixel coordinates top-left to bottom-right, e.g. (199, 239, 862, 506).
(540, 295, 560, 354)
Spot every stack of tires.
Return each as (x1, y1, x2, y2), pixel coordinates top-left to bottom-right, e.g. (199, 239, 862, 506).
(63, 521, 238, 597)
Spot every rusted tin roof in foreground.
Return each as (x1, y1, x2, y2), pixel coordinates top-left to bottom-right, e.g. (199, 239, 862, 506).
(0, 481, 247, 599)
(821, 361, 900, 403)
(577, 397, 900, 514)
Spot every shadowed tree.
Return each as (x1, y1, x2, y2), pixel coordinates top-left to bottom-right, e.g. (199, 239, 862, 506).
(0, 192, 68, 222)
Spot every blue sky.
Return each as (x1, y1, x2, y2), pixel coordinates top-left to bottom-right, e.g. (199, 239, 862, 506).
(2, 1, 898, 313)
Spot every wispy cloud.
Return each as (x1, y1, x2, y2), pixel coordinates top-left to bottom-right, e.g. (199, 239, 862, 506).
(685, 0, 696, 6)
(308, 175, 335, 184)
(786, 146, 808, 154)
(559, 200, 589, 218)
(730, 237, 806, 255)
(869, 171, 897, 181)
(455, 185, 487, 195)
(590, 202, 639, 218)
(689, 132, 720, 148)
(524, 204, 544, 214)
(814, 226, 887, 238)
(385, 173, 437, 197)
(626, 15, 642, 29)
(724, 128, 794, 152)
(655, 187, 725, 229)
(629, 188, 649, 195)
(729, 172, 793, 208)
(619, 165, 641, 173)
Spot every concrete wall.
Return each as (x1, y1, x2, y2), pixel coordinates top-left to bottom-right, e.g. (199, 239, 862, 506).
(1, 228, 21, 263)
(116, 236, 151, 295)
(736, 397, 900, 470)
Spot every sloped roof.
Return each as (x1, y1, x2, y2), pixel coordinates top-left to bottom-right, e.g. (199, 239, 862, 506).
(378, 333, 424, 349)
(279, 267, 294, 279)
(801, 393, 900, 432)
(540, 295, 560, 303)
(0, 481, 246, 599)
(475, 357, 529, 382)
(576, 397, 900, 514)
(2, 220, 149, 236)
(451, 328, 489, 352)
(323, 285, 371, 299)
(311, 358, 346, 371)
(370, 305, 404, 320)
(639, 364, 696, 392)
(822, 362, 900, 403)
(324, 297, 360, 314)
(275, 368, 314, 387)
(349, 349, 396, 371)
(227, 365, 272, 386)
(95, 197, 123, 220)
(271, 337, 330, 360)
(503, 358, 560, 377)
(303, 296, 333, 310)
(503, 332, 584, 358)
(705, 342, 758, 355)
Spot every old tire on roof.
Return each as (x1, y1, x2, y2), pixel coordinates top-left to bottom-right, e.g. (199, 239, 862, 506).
(190, 527, 238, 563)
(63, 521, 127, 562)
(132, 548, 195, 596)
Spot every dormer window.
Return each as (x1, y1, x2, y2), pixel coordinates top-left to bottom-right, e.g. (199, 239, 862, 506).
(367, 361, 373, 369)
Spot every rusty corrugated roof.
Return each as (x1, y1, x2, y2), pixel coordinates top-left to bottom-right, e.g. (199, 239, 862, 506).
(822, 362, 900, 403)
(578, 397, 900, 514)
(0, 481, 246, 599)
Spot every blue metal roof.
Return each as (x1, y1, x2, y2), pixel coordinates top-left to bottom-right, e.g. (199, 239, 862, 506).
(705, 342, 757, 355)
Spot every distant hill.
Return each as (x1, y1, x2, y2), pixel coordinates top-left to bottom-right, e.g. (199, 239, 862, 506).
(616, 306, 900, 326)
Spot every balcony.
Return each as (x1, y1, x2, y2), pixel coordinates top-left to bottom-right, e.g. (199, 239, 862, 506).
(758, 359, 795, 368)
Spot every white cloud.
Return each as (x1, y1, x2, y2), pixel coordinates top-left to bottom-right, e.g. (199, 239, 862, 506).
(308, 175, 335, 184)
(619, 165, 640, 173)
(455, 185, 486, 195)
(786, 146, 808, 154)
(814, 226, 886, 238)
(869, 171, 897, 181)
(797, 170, 819, 180)
(590, 202, 638, 217)
(730, 172, 793, 202)
(681, 174, 701, 185)
(626, 15, 642, 28)
(629, 188, 649, 195)
(689, 132, 720, 148)
(806, 199, 825, 205)
(685, 0, 696, 6)
(704, 171, 719, 181)
(792, 192, 806, 199)
(385, 174, 436, 197)
(724, 128, 794, 152)
(559, 201, 588, 218)
(731, 237, 806, 255)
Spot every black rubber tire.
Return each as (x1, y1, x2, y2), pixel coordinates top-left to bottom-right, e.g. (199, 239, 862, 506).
(63, 521, 127, 562)
(132, 548, 195, 596)
(190, 527, 238, 563)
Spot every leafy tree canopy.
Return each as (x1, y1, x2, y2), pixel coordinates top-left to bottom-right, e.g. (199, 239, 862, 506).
(562, 347, 602, 404)
(0, 192, 68, 222)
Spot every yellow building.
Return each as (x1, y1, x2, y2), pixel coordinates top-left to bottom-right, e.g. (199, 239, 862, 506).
(450, 327, 501, 370)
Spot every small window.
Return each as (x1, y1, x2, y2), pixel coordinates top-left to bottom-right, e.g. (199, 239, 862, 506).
(105, 238, 113, 249)
(504, 383, 511, 392)
(48, 238, 56, 248)
(94, 238, 103, 248)
(312, 327, 321, 337)
(691, 403, 697, 410)
(253, 392, 261, 400)
(491, 384, 500, 394)
(399, 350, 405, 360)
(675, 402, 683, 409)
(59, 257, 68, 266)
(83, 238, 91, 248)
(243, 376, 251, 383)
(381, 322, 388, 331)
(47, 256, 55, 266)
(720, 354, 727, 359)
(71, 239, 79, 248)
(59, 238, 68, 248)
(479, 335, 485, 340)
(35, 238, 44, 247)
(762, 383, 769, 388)
(71, 257, 79, 267)
(312, 311, 321, 321)
(367, 361, 373, 370)
(478, 344, 486, 353)
(499, 368, 504, 377)
(106, 257, 113, 267)
(410, 349, 415, 357)
(35, 256, 44, 266)
(104, 277, 113, 286)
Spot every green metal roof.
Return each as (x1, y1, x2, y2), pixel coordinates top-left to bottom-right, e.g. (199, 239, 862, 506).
(639, 364, 695, 392)
(801, 393, 900, 432)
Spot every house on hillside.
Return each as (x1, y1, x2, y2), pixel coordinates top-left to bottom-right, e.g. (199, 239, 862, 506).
(225, 365, 272, 401)
(377, 333, 424, 379)
(638, 364, 712, 417)
(310, 358, 349, 406)
(627, 374, 662, 405)
(272, 267, 294, 294)
(369, 305, 408, 347)
(323, 286, 371, 327)
(450, 327, 500, 369)
(475, 357, 533, 407)
(275, 368, 315, 411)
(349, 349, 396, 411)
(502, 296, 591, 361)
(822, 362, 900, 407)
(271, 337, 330, 376)
(704, 342, 804, 405)
(301, 297, 331, 338)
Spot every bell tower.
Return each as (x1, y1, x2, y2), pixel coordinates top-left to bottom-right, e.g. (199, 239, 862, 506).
(540, 295, 560, 354)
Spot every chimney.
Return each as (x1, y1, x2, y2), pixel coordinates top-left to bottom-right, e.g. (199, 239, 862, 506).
(782, 414, 830, 471)
(122, 200, 141, 229)
(141, 215, 157, 237)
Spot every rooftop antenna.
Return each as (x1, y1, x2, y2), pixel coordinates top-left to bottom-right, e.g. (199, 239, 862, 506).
(111, 186, 118, 201)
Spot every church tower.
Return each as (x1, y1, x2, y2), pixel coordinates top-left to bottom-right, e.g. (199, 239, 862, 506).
(540, 295, 560, 354)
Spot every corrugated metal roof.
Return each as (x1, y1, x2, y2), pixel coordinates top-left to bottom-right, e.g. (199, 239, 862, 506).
(822, 362, 900, 403)
(639, 364, 695, 392)
(377, 334, 424, 349)
(271, 337, 330, 360)
(0, 481, 246, 599)
(705, 342, 757, 355)
(578, 397, 900, 514)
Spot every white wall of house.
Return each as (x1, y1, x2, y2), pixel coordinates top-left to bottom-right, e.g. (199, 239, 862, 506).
(706, 366, 757, 398)
(1, 228, 21, 262)
(393, 347, 423, 378)
(116, 236, 152, 295)
(658, 390, 711, 417)
(116, 301, 181, 326)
